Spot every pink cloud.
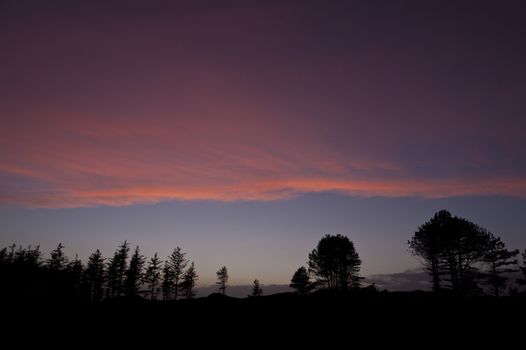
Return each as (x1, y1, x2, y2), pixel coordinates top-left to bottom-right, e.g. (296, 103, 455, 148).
(1, 109, 525, 208)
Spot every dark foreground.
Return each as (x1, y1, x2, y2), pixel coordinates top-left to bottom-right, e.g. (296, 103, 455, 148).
(4, 290, 525, 342)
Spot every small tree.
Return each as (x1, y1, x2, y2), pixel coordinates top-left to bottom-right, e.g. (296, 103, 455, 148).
(180, 262, 198, 299)
(308, 234, 362, 290)
(251, 279, 262, 297)
(143, 253, 162, 300)
(290, 266, 311, 294)
(216, 266, 228, 295)
(85, 249, 105, 302)
(125, 246, 145, 297)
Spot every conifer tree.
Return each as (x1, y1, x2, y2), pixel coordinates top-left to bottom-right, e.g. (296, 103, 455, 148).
(107, 241, 129, 297)
(161, 261, 174, 300)
(167, 247, 188, 300)
(85, 249, 105, 302)
(125, 246, 145, 297)
(483, 236, 519, 296)
(47, 243, 68, 271)
(180, 262, 198, 299)
(517, 249, 526, 289)
(251, 279, 263, 297)
(143, 253, 162, 300)
(290, 266, 311, 294)
(216, 266, 228, 295)
(309, 234, 362, 290)
(68, 254, 84, 291)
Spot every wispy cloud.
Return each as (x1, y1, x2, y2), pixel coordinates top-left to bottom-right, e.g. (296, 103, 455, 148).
(0, 120, 526, 207)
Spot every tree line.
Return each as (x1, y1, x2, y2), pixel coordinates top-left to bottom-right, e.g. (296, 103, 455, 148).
(0, 239, 269, 302)
(0, 242, 203, 302)
(1, 209, 526, 302)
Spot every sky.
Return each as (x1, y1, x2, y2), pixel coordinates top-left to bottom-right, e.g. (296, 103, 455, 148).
(1, 0, 526, 287)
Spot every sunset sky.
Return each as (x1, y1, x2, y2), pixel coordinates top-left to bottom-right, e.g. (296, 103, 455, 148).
(1, 0, 525, 287)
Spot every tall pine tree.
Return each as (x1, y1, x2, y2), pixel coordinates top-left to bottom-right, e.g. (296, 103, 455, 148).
(216, 266, 228, 295)
(483, 236, 518, 296)
(125, 246, 145, 297)
(107, 241, 129, 297)
(180, 262, 198, 299)
(68, 254, 84, 293)
(143, 253, 162, 300)
(517, 249, 526, 290)
(47, 243, 68, 271)
(161, 260, 174, 300)
(167, 247, 188, 300)
(85, 249, 105, 302)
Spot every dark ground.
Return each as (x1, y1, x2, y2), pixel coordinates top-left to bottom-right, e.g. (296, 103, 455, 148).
(4, 289, 524, 344)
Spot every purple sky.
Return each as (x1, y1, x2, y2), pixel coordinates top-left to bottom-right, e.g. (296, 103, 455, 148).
(1, 0, 525, 287)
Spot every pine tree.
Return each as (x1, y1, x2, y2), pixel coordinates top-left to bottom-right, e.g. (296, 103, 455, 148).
(107, 241, 129, 297)
(16, 245, 42, 267)
(47, 243, 68, 271)
(143, 253, 162, 300)
(125, 246, 145, 297)
(180, 262, 198, 299)
(85, 249, 105, 302)
(517, 249, 526, 289)
(309, 234, 362, 290)
(167, 247, 188, 300)
(216, 266, 228, 295)
(161, 260, 174, 300)
(251, 279, 262, 297)
(409, 210, 496, 295)
(68, 254, 84, 291)
(483, 236, 519, 297)
(290, 266, 311, 294)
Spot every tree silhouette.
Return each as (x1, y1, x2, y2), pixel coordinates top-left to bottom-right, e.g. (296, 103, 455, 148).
(161, 260, 174, 300)
(180, 261, 198, 299)
(216, 266, 228, 295)
(483, 235, 519, 297)
(409, 210, 497, 295)
(143, 253, 162, 300)
(107, 241, 129, 297)
(251, 279, 262, 297)
(45, 243, 71, 298)
(0, 244, 42, 300)
(408, 211, 448, 291)
(0, 247, 7, 264)
(85, 249, 105, 302)
(47, 243, 68, 271)
(68, 254, 84, 292)
(168, 247, 188, 300)
(308, 234, 362, 291)
(290, 266, 311, 294)
(125, 246, 145, 297)
(18, 245, 42, 267)
(517, 249, 526, 289)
